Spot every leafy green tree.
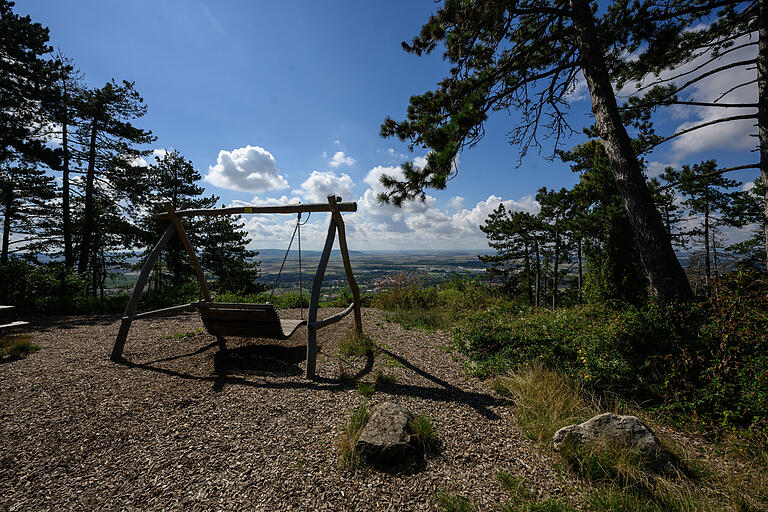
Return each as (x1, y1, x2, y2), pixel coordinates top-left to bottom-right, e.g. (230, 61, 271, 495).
(612, 0, 765, 270)
(49, 51, 86, 269)
(0, 161, 57, 263)
(729, 177, 767, 268)
(536, 187, 573, 310)
(562, 140, 647, 304)
(380, 0, 692, 299)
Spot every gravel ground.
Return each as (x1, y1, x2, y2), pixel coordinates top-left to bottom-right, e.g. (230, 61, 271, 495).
(1, 308, 575, 511)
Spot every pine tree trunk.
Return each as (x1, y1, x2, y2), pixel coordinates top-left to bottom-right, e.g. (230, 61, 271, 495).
(758, 0, 768, 271)
(577, 237, 583, 304)
(553, 224, 560, 311)
(524, 238, 533, 305)
(1, 187, 11, 265)
(703, 190, 711, 295)
(534, 238, 541, 307)
(61, 112, 73, 269)
(570, 0, 693, 300)
(77, 120, 98, 274)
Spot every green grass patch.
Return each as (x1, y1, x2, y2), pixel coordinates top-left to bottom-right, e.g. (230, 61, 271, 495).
(435, 491, 475, 512)
(356, 382, 374, 396)
(0, 335, 39, 359)
(375, 276, 508, 331)
(338, 331, 374, 359)
(409, 414, 438, 453)
(337, 404, 371, 470)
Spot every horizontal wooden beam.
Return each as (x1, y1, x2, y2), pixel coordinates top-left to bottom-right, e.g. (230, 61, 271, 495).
(124, 302, 200, 321)
(310, 302, 355, 331)
(0, 321, 29, 332)
(158, 200, 357, 219)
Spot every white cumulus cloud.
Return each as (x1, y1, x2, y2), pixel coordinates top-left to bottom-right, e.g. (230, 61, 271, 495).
(205, 145, 289, 192)
(296, 171, 355, 203)
(328, 151, 356, 168)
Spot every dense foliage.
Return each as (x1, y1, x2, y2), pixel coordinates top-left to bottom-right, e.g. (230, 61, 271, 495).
(453, 268, 768, 432)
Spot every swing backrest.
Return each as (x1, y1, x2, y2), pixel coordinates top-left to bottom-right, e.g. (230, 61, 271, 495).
(196, 302, 305, 339)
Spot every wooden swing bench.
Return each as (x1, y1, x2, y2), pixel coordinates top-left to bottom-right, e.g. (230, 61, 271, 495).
(110, 195, 363, 379)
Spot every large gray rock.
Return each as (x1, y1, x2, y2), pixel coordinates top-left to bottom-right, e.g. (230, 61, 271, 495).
(552, 412, 671, 470)
(356, 401, 415, 464)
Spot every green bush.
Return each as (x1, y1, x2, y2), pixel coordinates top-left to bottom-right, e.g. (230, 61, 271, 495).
(455, 268, 768, 432)
(374, 276, 508, 330)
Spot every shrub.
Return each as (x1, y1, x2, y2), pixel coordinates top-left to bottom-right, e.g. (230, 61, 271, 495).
(375, 275, 507, 331)
(456, 268, 768, 432)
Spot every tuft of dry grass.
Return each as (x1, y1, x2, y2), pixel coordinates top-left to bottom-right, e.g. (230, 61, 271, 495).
(0, 335, 39, 359)
(337, 405, 370, 470)
(489, 363, 595, 442)
(338, 329, 375, 359)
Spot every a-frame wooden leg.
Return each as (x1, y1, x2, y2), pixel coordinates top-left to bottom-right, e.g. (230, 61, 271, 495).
(305, 215, 337, 379)
(164, 203, 211, 302)
(111, 224, 176, 362)
(327, 195, 363, 335)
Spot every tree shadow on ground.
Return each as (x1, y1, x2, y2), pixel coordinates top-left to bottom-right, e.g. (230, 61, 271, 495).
(119, 340, 507, 420)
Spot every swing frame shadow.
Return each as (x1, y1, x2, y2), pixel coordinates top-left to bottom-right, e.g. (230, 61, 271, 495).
(109, 194, 363, 379)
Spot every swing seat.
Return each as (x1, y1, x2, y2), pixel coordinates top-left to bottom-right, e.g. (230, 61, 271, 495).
(196, 302, 306, 340)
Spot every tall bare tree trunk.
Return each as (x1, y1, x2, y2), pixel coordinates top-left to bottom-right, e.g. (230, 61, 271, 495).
(571, 0, 693, 300)
(703, 190, 711, 295)
(552, 223, 560, 310)
(1, 186, 11, 265)
(534, 238, 541, 307)
(577, 237, 583, 304)
(77, 120, 98, 274)
(61, 104, 73, 269)
(758, 0, 768, 270)
(524, 238, 533, 305)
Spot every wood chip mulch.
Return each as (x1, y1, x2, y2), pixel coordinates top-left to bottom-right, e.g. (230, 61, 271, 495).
(1, 308, 576, 511)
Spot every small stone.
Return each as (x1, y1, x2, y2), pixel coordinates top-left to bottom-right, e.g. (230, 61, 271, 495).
(356, 402, 415, 464)
(552, 412, 672, 471)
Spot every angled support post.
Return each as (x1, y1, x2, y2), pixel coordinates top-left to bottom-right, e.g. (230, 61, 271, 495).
(163, 203, 211, 302)
(305, 210, 337, 379)
(111, 224, 175, 361)
(327, 195, 363, 335)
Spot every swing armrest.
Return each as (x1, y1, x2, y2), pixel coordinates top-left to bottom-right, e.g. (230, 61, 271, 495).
(310, 302, 355, 331)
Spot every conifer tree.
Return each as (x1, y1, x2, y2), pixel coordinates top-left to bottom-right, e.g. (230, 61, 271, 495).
(676, 160, 743, 293)
(0, 0, 60, 169)
(381, 0, 692, 299)
(0, 161, 57, 263)
(72, 79, 155, 276)
(140, 150, 216, 286)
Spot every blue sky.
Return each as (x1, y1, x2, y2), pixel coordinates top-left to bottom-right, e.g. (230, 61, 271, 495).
(21, 1, 759, 250)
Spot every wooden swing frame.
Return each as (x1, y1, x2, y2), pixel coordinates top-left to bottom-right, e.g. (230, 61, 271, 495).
(110, 194, 363, 379)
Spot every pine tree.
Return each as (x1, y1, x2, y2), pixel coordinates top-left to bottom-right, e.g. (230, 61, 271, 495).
(199, 214, 262, 294)
(0, 0, 60, 169)
(72, 79, 155, 277)
(676, 160, 743, 294)
(562, 140, 648, 303)
(380, 0, 692, 299)
(479, 205, 541, 303)
(140, 150, 216, 286)
(0, 161, 57, 263)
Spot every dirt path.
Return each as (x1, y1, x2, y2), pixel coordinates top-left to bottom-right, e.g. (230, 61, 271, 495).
(0, 309, 571, 511)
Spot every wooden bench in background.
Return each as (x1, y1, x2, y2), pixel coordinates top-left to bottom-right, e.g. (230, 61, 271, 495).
(0, 306, 29, 336)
